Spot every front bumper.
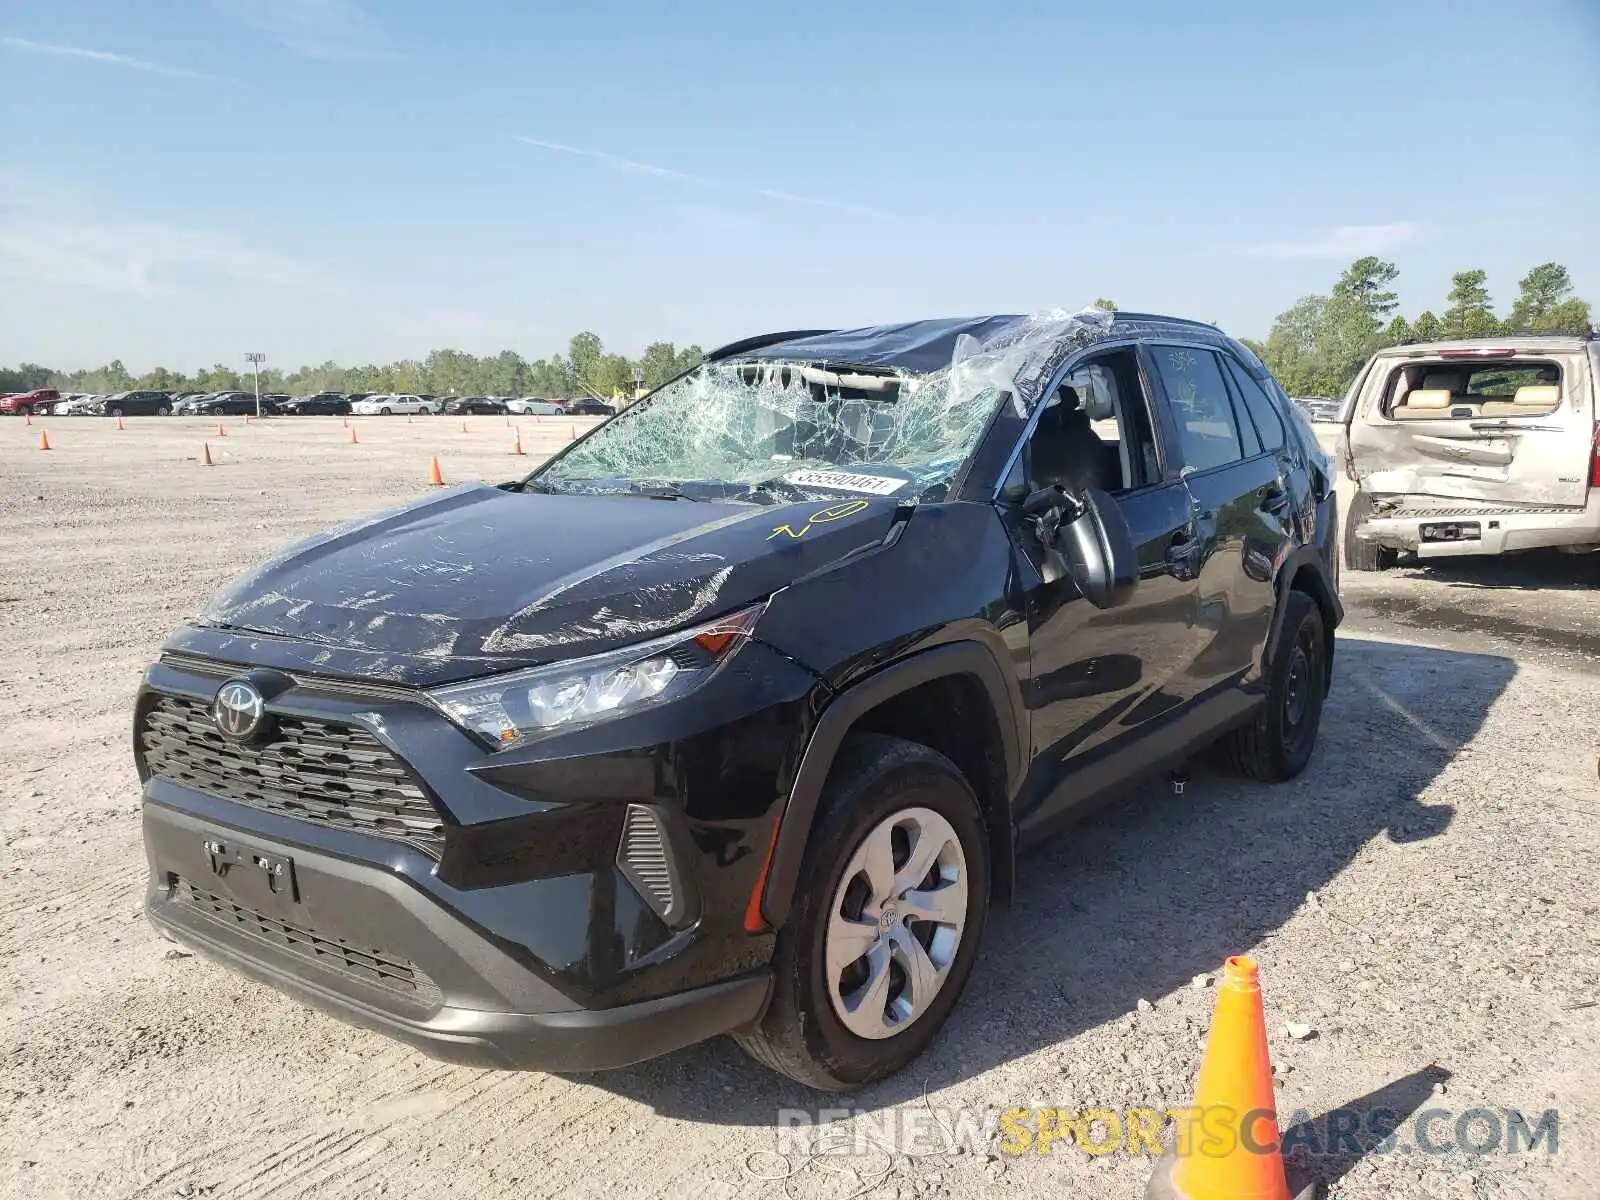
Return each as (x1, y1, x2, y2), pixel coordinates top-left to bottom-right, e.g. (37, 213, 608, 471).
(143, 798, 770, 1070)
(1354, 492, 1600, 558)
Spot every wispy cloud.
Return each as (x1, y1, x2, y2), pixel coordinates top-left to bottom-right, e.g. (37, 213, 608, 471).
(514, 136, 897, 220)
(1247, 222, 1421, 260)
(214, 0, 387, 61)
(2, 35, 227, 82)
(0, 177, 336, 296)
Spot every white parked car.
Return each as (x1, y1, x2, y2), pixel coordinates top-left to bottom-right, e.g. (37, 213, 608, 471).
(53, 394, 105, 416)
(506, 396, 565, 416)
(352, 393, 437, 415)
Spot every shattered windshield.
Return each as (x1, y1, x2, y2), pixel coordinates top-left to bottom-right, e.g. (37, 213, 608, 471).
(532, 307, 1118, 503)
(533, 361, 999, 502)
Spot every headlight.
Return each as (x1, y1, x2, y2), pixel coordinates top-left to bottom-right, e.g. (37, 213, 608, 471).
(428, 603, 765, 748)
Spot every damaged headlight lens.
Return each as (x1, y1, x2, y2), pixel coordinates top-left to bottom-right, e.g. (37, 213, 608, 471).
(428, 604, 765, 748)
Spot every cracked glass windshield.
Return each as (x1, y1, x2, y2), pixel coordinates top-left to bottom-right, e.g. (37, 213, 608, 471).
(532, 359, 1003, 503)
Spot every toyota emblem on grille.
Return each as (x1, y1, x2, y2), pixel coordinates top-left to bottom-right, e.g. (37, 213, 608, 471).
(213, 680, 267, 743)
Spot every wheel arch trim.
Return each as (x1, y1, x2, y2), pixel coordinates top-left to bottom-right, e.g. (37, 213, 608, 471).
(759, 639, 1024, 929)
(1264, 545, 1343, 691)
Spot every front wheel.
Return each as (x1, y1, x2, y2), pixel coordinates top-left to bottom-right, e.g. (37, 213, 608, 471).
(157, 405, 171, 416)
(735, 734, 989, 1090)
(379, 407, 392, 415)
(1219, 591, 1327, 781)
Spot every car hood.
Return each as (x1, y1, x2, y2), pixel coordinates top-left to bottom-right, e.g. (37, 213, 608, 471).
(186, 483, 906, 685)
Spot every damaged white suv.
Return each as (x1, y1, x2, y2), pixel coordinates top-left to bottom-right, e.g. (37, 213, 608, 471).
(1340, 334, 1600, 569)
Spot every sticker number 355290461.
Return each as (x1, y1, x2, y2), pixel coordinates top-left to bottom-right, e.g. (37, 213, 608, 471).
(785, 469, 905, 496)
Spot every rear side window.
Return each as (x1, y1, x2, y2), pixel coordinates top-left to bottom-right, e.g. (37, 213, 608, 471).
(1149, 345, 1244, 473)
(1223, 357, 1286, 450)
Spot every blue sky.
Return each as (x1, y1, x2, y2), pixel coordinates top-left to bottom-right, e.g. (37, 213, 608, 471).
(3, 0, 1597, 372)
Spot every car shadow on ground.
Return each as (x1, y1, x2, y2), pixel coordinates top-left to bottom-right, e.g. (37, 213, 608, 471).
(1393, 549, 1599, 592)
(575, 635, 1515, 1126)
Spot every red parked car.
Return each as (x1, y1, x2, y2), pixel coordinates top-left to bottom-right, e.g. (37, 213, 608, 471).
(0, 388, 59, 417)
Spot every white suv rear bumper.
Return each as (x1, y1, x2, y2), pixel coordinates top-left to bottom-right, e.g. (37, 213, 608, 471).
(1355, 492, 1600, 558)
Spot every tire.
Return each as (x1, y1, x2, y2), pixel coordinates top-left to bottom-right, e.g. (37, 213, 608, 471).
(1220, 591, 1327, 782)
(157, 405, 171, 416)
(379, 407, 392, 415)
(735, 733, 989, 1091)
(110, 408, 124, 419)
(1344, 490, 1398, 572)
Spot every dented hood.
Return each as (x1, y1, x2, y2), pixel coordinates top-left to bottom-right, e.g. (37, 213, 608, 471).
(191, 483, 902, 685)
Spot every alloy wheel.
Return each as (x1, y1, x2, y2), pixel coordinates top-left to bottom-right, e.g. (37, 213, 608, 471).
(824, 806, 968, 1040)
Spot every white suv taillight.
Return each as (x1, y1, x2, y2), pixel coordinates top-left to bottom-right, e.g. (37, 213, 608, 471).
(1591, 421, 1600, 490)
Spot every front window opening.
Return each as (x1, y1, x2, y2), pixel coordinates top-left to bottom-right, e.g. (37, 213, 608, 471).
(533, 359, 1002, 502)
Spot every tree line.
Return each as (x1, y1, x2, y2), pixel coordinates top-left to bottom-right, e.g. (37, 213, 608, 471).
(3, 266, 1589, 403)
(1241, 260, 1592, 399)
(0, 332, 704, 402)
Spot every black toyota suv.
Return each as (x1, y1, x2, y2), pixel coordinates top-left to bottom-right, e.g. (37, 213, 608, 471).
(136, 310, 1341, 1090)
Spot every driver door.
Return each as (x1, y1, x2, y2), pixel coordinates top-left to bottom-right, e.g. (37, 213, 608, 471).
(1006, 348, 1200, 839)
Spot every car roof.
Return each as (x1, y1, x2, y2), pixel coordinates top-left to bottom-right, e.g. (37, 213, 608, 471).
(710, 311, 1229, 374)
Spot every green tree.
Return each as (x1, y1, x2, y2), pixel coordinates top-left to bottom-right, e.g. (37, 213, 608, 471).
(1092, 297, 1118, 311)
(1332, 256, 1400, 320)
(1382, 315, 1413, 345)
(1506, 263, 1592, 334)
(1412, 310, 1442, 341)
(1261, 295, 1330, 395)
(1443, 269, 1495, 338)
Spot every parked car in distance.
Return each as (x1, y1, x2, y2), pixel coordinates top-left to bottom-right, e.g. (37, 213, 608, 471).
(444, 396, 510, 415)
(1341, 333, 1600, 569)
(352, 394, 437, 415)
(281, 393, 352, 416)
(1290, 396, 1342, 424)
(346, 392, 376, 404)
(52, 394, 103, 416)
(1, 388, 60, 416)
(191, 391, 281, 416)
(507, 396, 565, 416)
(566, 397, 618, 417)
(101, 390, 176, 417)
(136, 309, 1341, 1089)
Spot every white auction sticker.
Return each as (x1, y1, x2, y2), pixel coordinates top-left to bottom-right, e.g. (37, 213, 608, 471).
(785, 469, 906, 496)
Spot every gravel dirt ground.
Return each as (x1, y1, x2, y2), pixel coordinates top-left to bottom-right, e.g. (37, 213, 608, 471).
(2, 416, 1597, 1200)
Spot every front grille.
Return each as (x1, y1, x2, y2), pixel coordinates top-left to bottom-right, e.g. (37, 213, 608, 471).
(178, 880, 442, 1009)
(138, 693, 445, 856)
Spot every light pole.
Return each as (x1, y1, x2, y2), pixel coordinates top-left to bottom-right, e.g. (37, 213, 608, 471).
(245, 352, 266, 418)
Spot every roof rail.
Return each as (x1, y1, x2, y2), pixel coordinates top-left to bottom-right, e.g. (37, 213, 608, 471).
(706, 329, 839, 361)
(1112, 311, 1220, 332)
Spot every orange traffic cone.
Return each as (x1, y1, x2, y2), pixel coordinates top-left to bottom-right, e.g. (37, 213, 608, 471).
(342, 416, 348, 428)
(25, 412, 32, 425)
(460, 421, 468, 433)
(348, 425, 359, 445)
(38, 429, 51, 451)
(511, 428, 525, 455)
(201, 442, 213, 467)
(1145, 956, 1313, 1200)
(244, 414, 252, 424)
(216, 423, 226, 437)
(428, 455, 445, 486)
(116, 415, 125, 431)
(570, 424, 578, 442)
